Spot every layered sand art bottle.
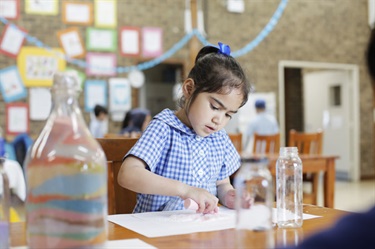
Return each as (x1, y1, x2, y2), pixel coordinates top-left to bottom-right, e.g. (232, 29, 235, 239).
(24, 72, 108, 248)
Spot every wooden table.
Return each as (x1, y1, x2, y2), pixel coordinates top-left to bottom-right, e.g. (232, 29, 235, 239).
(11, 205, 348, 248)
(242, 154, 338, 208)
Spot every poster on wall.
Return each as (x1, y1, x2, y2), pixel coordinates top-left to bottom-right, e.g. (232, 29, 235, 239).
(25, 0, 58, 15)
(6, 102, 29, 135)
(86, 28, 117, 52)
(86, 52, 116, 76)
(120, 27, 140, 57)
(142, 27, 162, 58)
(0, 0, 20, 20)
(0, 66, 27, 103)
(0, 24, 27, 58)
(94, 0, 117, 28)
(29, 88, 52, 120)
(109, 78, 131, 121)
(62, 1, 93, 25)
(57, 27, 85, 58)
(84, 80, 107, 112)
(17, 46, 66, 87)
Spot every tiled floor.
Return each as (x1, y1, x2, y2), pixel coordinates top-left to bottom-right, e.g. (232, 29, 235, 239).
(315, 179, 375, 212)
(10, 179, 375, 222)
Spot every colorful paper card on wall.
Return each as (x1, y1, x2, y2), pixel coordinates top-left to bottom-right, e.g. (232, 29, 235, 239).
(62, 1, 93, 25)
(17, 46, 66, 87)
(120, 27, 140, 57)
(86, 28, 117, 52)
(84, 80, 107, 112)
(0, 24, 27, 58)
(0, 0, 20, 20)
(142, 27, 163, 58)
(0, 66, 27, 103)
(109, 78, 131, 112)
(6, 102, 29, 135)
(65, 67, 86, 89)
(29, 87, 51, 120)
(86, 52, 116, 76)
(25, 0, 58, 15)
(94, 0, 117, 28)
(57, 27, 85, 58)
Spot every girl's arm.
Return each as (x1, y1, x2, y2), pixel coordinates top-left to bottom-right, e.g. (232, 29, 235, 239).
(118, 155, 218, 213)
(217, 178, 236, 209)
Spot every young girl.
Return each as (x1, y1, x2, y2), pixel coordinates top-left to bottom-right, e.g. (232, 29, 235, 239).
(118, 42, 251, 213)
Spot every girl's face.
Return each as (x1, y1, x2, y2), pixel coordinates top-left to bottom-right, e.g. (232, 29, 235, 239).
(184, 88, 243, 137)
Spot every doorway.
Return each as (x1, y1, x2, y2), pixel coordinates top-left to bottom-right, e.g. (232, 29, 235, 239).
(278, 61, 360, 181)
(140, 62, 184, 116)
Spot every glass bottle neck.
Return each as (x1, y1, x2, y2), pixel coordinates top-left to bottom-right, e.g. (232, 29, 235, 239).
(52, 89, 81, 116)
(279, 147, 299, 157)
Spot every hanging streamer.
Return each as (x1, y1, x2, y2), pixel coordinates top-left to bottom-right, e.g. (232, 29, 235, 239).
(0, 0, 288, 72)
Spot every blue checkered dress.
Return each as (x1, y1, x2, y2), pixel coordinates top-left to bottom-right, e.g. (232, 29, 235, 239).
(125, 109, 240, 213)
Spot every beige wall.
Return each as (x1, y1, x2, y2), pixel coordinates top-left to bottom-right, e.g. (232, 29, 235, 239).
(0, 0, 373, 177)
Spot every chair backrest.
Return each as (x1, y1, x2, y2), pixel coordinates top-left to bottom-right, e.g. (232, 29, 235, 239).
(103, 133, 123, 138)
(228, 133, 242, 153)
(96, 138, 138, 215)
(253, 133, 280, 154)
(288, 129, 323, 155)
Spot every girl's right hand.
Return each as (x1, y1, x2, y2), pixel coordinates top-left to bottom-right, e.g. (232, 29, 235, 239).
(180, 186, 219, 214)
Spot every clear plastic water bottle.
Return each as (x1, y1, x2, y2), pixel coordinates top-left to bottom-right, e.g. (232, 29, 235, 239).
(24, 72, 108, 248)
(234, 157, 273, 231)
(0, 157, 10, 248)
(276, 147, 303, 228)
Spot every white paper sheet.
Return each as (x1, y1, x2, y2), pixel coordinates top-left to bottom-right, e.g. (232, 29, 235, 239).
(109, 78, 131, 112)
(11, 239, 157, 249)
(0, 0, 17, 19)
(66, 3, 90, 23)
(8, 106, 28, 133)
(60, 31, 83, 58)
(29, 88, 52, 120)
(121, 29, 139, 54)
(89, 29, 114, 49)
(0, 25, 24, 55)
(107, 207, 320, 238)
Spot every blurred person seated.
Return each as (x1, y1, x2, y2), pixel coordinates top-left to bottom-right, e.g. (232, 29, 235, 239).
(244, 99, 279, 151)
(89, 105, 108, 138)
(119, 108, 151, 138)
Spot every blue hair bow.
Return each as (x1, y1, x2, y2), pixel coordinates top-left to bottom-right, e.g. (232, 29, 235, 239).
(218, 42, 231, 56)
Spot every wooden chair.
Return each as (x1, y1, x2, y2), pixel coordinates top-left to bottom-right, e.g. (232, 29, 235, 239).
(103, 133, 124, 138)
(288, 129, 324, 205)
(96, 138, 138, 215)
(253, 133, 280, 154)
(228, 133, 242, 153)
(288, 129, 323, 155)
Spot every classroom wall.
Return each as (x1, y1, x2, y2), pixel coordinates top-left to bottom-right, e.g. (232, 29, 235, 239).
(0, 0, 373, 177)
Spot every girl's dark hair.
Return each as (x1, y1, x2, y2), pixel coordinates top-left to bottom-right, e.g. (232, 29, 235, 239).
(366, 29, 375, 82)
(177, 45, 251, 110)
